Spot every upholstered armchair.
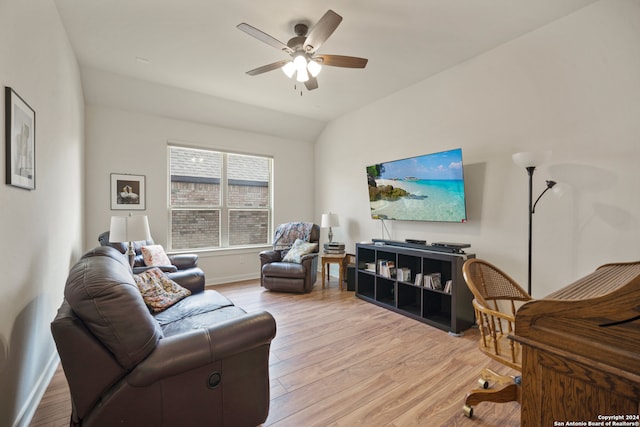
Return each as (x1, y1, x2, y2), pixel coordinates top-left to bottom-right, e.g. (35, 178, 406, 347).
(259, 222, 320, 293)
(98, 231, 204, 290)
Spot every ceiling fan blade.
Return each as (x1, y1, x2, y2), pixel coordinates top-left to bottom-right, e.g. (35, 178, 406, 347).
(304, 76, 319, 91)
(237, 23, 293, 55)
(303, 10, 342, 54)
(316, 54, 368, 68)
(246, 60, 291, 76)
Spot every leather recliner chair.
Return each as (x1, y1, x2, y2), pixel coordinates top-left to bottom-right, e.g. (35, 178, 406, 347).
(98, 230, 205, 290)
(52, 246, 276, 426)
(259, 222, 320, 293)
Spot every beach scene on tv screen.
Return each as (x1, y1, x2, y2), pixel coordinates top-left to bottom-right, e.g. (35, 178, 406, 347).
(366, 148, 467, 222)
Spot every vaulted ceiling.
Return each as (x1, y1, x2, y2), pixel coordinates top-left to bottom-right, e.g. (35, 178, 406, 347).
(54, 0, 599, 140)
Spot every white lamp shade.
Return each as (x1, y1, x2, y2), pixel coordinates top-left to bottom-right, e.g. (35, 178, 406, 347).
(321, 212, 339, 228)
(282, 61, 295, 78)
(109, 215, 151, 243)
(307, 60, 322, 77)
(296, 68, 309, 82)
(293, 54, 307, 72)
(512, 151, 552, 168)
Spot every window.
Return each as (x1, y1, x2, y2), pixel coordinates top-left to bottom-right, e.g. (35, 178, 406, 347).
(169, 145, 272, 250)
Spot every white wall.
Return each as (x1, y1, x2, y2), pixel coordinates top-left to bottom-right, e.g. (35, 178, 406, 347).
(315, 0, 640, 298)
(0, 0, 84, 426)
(85, 103, 315, 284)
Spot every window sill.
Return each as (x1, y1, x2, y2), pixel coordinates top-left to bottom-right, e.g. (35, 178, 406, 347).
(168, 245, 272, 258)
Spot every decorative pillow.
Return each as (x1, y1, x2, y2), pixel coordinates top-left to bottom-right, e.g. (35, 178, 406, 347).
(141, 244, 172, 267)
(133, 267, 191, 313)
(282, 239, 318, 263)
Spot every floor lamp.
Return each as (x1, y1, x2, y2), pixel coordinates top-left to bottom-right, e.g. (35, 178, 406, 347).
(512, 151, 556, 295)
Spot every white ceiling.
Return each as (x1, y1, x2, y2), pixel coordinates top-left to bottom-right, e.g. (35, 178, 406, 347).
(54, 0, 598, 128)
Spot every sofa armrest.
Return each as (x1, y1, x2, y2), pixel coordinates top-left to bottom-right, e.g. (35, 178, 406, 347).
(133, 254, 146, 268)
(133, 265, 179, 274)
(168, 253, 198, 270)
(133, 266, 203, 293)
(166, 268, 205, 294)
(301, 253, 319, 292)
(259, 250, 281, 265)
(300, 252, 319, 272)
(127, 311, 276, 387)
(300, 253, 318, 263)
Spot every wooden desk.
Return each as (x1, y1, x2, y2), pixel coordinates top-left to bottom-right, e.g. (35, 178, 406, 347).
(321, 253, 348, 290)
(513, 261, 640, 426)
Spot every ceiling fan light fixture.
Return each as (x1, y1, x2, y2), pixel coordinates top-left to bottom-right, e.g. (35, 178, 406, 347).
(296, 68, 309, 82)
(237, 10, 368, 91)
(293, 54, 307, 72)
(307, 60, 322, 77)
(282, 61, 295, 78)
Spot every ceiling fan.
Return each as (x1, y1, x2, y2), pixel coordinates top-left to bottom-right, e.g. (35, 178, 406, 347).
(237, 10, 368, 91)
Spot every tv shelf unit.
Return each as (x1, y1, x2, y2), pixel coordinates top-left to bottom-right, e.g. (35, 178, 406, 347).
(355, 242, 475, 334)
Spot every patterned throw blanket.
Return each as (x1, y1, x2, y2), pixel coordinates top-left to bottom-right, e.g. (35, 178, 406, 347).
(273, 222, 314, 251)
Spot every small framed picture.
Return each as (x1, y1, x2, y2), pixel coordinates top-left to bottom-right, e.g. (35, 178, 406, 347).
(5, 87, 36, 190)
(111, 173, 146, 210)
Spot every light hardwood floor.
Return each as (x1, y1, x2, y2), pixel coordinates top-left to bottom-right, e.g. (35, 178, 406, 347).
(30, 279, 520, 426)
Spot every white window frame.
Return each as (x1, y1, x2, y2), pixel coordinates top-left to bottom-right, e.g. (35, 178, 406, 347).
(168, 144, 273, 251)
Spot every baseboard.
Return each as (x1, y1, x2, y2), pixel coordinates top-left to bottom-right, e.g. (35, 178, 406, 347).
(13, 351, 60, 427)
(206, 273, 259, 286)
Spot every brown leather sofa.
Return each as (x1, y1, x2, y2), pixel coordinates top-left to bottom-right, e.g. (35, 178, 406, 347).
(259, 222, 320, 293)
(51, 246, 276, 427)
(98, 230, 205, 290)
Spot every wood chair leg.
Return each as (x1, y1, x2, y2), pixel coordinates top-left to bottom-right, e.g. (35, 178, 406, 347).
(463, 382, 520, 418)
(478, 368, 517, 388)
(465, 382, 520, 406)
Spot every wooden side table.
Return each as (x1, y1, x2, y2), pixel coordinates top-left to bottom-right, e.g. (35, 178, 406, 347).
(321, 253, 348, 290)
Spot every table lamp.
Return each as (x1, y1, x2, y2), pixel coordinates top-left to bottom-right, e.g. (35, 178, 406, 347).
(321, 212, 339, 243)
(109, 213, 151, 267)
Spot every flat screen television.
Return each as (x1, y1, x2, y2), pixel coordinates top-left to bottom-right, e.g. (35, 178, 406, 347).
(366, 148, 467, 222)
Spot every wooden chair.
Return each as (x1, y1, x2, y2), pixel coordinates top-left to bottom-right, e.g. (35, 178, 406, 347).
(461, 258, 533, 418)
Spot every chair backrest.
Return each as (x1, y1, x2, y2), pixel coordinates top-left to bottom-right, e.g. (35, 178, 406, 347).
(53, 246, 163, 420)
(463, 258, 533, 370)
(272, 222, 319, 251)
(463, 258, 531, 311)
(64, 246, 162, 368)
